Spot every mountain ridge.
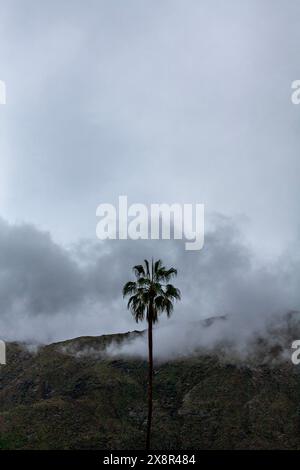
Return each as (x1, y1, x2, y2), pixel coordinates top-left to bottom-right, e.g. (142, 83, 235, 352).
(1, 321, 300, 450)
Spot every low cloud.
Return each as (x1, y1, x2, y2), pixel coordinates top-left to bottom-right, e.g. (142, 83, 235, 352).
(0, 215, 299, 357)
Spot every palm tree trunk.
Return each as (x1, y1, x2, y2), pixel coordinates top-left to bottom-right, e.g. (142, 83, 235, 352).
(146, 311, 153, 450)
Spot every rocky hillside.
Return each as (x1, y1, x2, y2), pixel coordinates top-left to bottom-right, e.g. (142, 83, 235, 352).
(1, 322, 300, 450)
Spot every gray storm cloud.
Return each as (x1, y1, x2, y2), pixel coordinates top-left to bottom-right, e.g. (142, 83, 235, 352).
(0, 0, 300, 258)
(0, 216, 299, 355)
(0, 0, 300, 355)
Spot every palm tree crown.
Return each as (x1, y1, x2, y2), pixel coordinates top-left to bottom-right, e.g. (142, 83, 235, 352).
(123, 259, 181, 324)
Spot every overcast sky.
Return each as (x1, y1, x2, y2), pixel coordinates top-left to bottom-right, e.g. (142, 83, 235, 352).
(0, 0, 300, 344)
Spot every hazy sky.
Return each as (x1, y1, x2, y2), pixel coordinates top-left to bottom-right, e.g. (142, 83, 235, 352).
(0, 0, 300, 344)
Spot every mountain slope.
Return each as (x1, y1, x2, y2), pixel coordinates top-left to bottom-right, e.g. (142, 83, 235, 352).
(1, 327, 300, 450)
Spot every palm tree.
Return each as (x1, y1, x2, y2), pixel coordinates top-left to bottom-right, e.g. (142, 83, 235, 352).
(123, 259, 181, 450)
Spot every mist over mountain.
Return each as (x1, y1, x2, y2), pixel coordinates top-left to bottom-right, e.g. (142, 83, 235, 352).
(0, 214, 299, 357)
(1, 317, 300, 450)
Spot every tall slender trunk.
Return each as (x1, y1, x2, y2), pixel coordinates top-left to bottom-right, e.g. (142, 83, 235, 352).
(146, 307, 153, 450)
